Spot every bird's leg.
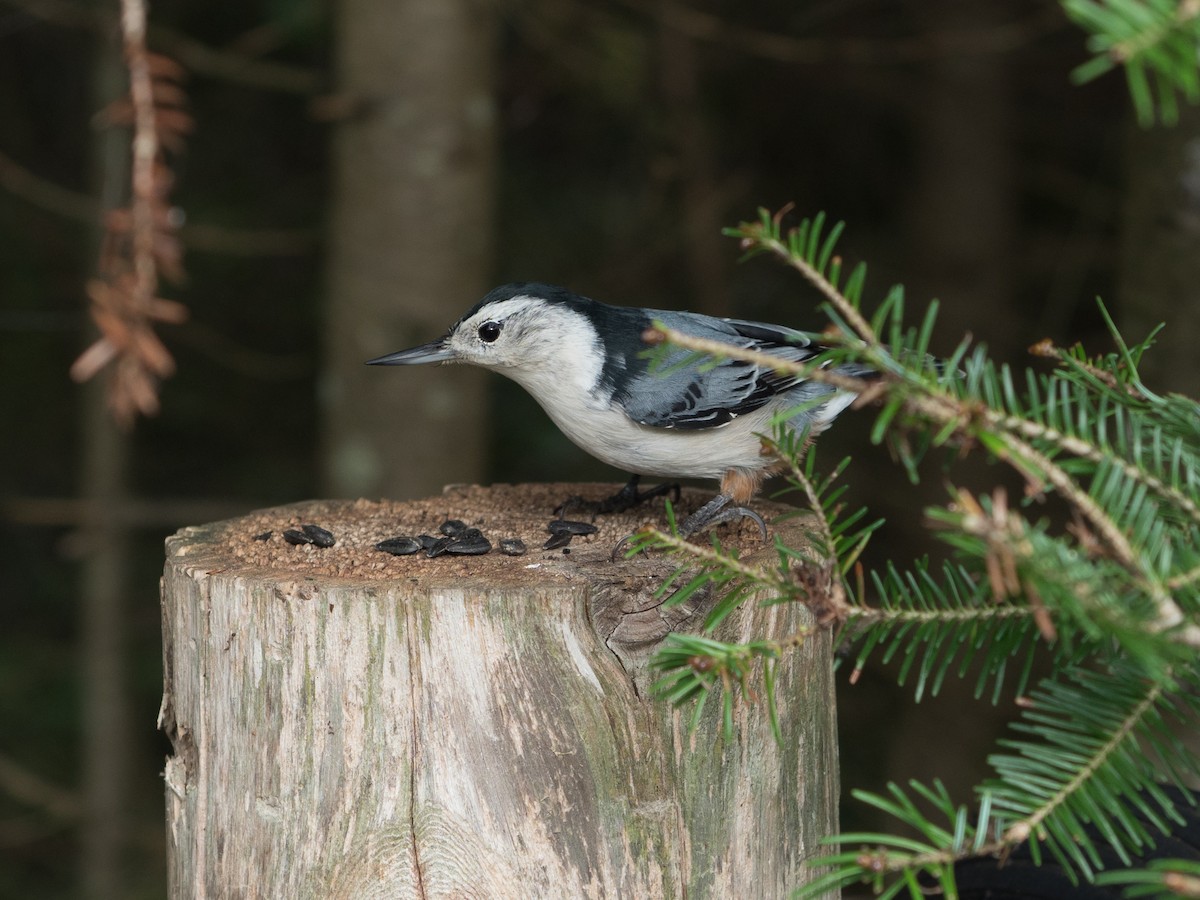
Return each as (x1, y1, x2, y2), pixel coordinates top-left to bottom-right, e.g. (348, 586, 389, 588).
(556, 474, 681, 518)
(610, 469, 770, 557)
(675, 467, 769, 539)
(676, 493, 768, 540)
(610, 491, 767, 558)
(598, 474, 680, 513)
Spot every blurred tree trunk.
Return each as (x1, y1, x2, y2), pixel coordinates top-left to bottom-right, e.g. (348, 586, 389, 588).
(1117, 103, 1200, 804)
(658, 6, 730, 317)
(79, 37, 133, 900)
(322, 1, 498, 500)
(885, 0, 1017, 801)
(903, 0, 1017, 358)
(1118, 105, 1200, 399)
(79, 388, 131, 900)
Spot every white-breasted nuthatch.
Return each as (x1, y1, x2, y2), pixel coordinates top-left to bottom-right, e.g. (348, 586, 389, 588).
(368, 283, 875, 537)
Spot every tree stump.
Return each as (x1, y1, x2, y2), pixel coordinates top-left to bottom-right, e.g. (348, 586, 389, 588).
(159, 483, 839, 899)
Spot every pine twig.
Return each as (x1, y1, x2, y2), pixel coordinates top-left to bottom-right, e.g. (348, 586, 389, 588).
(640, 527, 789, 593)
(744, 226, 879, 345)
(644, 325, 877, 395)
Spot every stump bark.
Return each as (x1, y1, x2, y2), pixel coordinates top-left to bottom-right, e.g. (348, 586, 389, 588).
(159, 484, 839, 899)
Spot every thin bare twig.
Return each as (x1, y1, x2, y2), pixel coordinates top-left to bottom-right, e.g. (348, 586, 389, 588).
(0, 752, 82, 820)
(0, 148, 99, 220)
(612, 1, 1064, 67)
(1, 0, 320, 93)
(0, 148, 315, 255)
(1, 496, 251, 528)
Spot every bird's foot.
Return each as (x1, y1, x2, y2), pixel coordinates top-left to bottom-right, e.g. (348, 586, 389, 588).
(556, 474, 680, 518)
(677, 494, 768, 541)
(610, 492, 767, 559)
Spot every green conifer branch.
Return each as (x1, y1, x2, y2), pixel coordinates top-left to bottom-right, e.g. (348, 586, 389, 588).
(994, 674, 1165, 848)
(648, 318, 1200, 650)
(992, 409, 1200, 527)
(1063, 0, 1200, 124)
(645, 209, 1200, 895)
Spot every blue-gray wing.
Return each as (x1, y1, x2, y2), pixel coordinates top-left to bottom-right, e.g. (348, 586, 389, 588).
(617, 312, 830, 430)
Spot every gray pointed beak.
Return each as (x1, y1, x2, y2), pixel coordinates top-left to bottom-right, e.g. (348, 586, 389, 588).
(366, 338, 456, 366)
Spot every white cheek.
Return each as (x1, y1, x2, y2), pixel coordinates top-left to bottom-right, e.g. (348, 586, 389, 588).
(452, 335, 496, 364)
(510, 323, 604, 399)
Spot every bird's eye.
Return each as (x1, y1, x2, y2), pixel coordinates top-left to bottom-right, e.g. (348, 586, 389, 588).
(478, 321, 502, 343)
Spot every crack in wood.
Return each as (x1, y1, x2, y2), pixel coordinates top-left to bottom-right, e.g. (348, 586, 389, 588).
(590, 578, 715, 698)
(404, 601, 428, 900)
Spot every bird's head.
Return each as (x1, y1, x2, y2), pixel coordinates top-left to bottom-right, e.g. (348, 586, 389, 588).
(367, 283, 607, 379)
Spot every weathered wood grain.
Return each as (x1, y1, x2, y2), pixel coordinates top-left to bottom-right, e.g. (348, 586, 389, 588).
(159, 488, 839, 898)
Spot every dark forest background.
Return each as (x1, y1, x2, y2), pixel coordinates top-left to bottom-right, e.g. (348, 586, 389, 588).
(2, 0, 1198, 897)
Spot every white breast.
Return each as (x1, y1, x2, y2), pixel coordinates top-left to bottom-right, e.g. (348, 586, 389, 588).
(511, 369, 779, 480)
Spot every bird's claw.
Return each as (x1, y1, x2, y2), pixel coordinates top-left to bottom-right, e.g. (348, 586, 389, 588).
(697, 505, 768, 540)
(556, 476, 680, 518)
(675, 493, 769, 542)
(610, 498, 767, 560)
(610, 533, 636, 560)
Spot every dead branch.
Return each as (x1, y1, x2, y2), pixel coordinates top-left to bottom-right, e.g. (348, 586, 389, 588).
(72, 1, 191, 425)
(1, 0, 320, 93)
(0, 149, 315, 254)
(609, 1, 1065, 66)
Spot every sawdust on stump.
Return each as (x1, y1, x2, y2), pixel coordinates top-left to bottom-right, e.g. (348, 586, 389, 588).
(207, 482, 794, 583)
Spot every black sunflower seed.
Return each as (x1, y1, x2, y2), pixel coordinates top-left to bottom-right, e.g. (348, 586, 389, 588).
(376, 537, 422, 556)
(548, 519, 598, 536)
(543, 531, 573, 550)
(300, 524, 335, 548)
(499, 538, 527, 556)
(445, 531, 491, 555)
(425, 537, 454, 558)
